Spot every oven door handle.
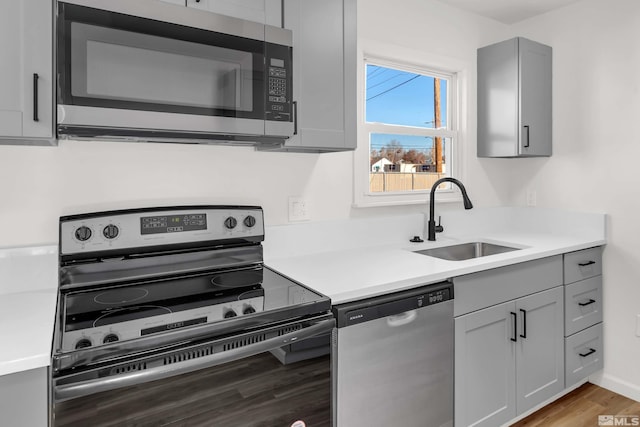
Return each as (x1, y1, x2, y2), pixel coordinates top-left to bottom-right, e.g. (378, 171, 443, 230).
(54, 317, 335, 401)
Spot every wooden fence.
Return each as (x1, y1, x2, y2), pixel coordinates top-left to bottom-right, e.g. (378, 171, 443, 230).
(370, 172, 445, 192)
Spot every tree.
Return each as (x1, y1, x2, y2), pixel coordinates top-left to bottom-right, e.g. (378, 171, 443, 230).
(370, 140, 433, 168)
(403, 149, 427, 165)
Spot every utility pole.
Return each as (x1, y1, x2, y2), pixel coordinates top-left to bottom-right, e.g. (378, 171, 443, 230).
(433, 78, 443, 174)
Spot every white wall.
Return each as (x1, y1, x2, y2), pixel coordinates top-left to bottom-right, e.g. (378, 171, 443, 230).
(1, 0, 637, 406)
(0, 0, 509, 247)
(505, 0, 640, 401)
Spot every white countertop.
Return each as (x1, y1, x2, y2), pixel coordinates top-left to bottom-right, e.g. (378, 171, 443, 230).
(0, 245, 57, 377)
(265, 207, 607, 304)
(0, 207, 606, 377)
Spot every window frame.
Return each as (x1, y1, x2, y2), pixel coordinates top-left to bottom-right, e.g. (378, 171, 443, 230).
(353, 46, 469, 208)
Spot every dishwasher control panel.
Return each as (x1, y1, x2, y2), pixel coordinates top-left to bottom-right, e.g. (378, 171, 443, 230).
(333, 281, 453, 327)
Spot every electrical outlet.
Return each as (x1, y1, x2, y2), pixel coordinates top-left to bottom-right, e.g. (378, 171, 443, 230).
(526, 190, 537, 207)
(288, 196, 310, 222)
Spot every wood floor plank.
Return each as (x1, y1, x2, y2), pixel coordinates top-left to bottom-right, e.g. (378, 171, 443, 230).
(512, 383, 640, 427)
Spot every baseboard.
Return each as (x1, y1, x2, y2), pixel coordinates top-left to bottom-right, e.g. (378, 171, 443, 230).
(590, 372, 640, 402)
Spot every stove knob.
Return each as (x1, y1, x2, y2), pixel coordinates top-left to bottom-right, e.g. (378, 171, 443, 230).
(75, 338, 92, 349)
(224, 309, 237, 318)
(243, 215, 256, 228)
(103, 224, 119, 239)
(103, 334, 119, 344)
(243, 305, 256, 315)
(224, 217, 238, 229)
(75, 226, 92, 242)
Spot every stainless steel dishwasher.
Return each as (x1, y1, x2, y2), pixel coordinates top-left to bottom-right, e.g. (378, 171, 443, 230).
(332, 281, 454, 427)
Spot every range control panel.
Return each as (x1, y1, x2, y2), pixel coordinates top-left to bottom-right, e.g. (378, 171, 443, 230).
(60, 206, 264, 256)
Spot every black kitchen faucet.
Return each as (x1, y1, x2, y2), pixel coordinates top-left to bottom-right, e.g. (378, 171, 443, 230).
(428, 177, 473, 241)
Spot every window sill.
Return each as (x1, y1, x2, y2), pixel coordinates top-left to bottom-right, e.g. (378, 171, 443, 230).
(352, 189, 465, 208)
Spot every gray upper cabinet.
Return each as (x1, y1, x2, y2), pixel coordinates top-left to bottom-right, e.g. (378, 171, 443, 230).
(183, 0, 282, 26)
(276, 0, 357, 152)
(0, 0, 54, 145)
(477, 37, 552, 157)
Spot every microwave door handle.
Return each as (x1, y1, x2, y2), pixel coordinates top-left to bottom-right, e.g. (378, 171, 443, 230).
(293, 100, 298, 135)
(54, 317, 335, 402)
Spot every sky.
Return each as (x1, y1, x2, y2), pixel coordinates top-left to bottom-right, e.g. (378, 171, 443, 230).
(366, 64, 448, 153)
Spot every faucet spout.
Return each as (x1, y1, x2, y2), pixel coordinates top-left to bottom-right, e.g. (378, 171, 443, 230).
(428, 177, 473, 241)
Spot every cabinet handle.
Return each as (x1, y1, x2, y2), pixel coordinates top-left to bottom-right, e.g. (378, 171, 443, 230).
(579, 348, 596, 357)
(578, 299, 596, 307)
(510, 312, 517, 342)
(578, 260, 596, 267)
(292, 100, 298, 135)
(33, 73, 39, 122)
(519, 308, 527, 339)
(523, 125, 530, 148)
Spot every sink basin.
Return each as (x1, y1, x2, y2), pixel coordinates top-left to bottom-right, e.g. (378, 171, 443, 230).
(414, 241, 520, 261)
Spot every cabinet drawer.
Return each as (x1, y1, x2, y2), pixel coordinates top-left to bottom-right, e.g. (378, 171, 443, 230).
(565, 276, 603, 336)
(565, 323, 603, 387)
(564, 247, 602, 284)
(454, 255, 562, 317)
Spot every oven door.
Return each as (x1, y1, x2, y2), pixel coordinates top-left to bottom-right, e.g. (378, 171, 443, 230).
(56, 0, 293, 142)
(52, 313, 334, 427)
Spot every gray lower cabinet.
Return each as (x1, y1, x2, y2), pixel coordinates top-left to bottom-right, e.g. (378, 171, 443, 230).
(0, 367, 48, 427)
(563, 246, 604, 387)
(477, 37, 552, 158)
(455, 286, 564, 427)
(0, 0, 54, 144)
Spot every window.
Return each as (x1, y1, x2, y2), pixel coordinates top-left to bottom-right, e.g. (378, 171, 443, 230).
(354, 54, 464, 207)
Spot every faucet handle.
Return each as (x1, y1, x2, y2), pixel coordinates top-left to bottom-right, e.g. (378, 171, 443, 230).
(435, 216, 444, 233)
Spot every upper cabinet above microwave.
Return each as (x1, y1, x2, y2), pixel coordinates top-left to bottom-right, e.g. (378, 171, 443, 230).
(0, 0, 54, 145)
(477, 37, 552, 158)
(159, 0, 282, 27)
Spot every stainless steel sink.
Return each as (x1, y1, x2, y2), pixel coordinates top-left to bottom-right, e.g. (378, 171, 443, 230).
(414, 241, 520, 261)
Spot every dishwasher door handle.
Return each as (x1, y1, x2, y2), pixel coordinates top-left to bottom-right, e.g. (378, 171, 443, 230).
(386, 310, 418, 327)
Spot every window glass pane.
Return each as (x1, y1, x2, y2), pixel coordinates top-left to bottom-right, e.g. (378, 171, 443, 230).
(366, 64, 447, 128)
(370, 133, 450, 193)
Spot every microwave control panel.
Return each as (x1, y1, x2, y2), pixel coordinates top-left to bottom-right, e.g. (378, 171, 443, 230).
(265, 43, 292, 122)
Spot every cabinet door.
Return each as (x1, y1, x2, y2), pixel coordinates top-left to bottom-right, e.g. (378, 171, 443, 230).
(282, 0, 356, 152)
(0, 368, 48, 427)
(518, 37, 552, 156)
(515, 286, 564, 413)
(0, 0, 53, 140)
(455, 302, 516, 427)
(186, 0, 281, 26)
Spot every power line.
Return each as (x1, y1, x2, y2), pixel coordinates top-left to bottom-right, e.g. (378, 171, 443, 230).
(366, 75, 421, 101)
(368, 73, 406, 90)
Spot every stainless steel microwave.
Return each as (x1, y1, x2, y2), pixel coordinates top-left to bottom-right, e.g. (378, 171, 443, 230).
(56, 0, 293, 146)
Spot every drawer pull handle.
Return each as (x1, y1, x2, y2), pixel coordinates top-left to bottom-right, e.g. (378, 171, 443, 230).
(579, 348, 596, 357)
(578, 260, 596, 267)
(510, 312, 517, 342)
(578, 299, 596, 307)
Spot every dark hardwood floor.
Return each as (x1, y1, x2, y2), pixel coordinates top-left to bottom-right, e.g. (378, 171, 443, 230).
(512, 383, 640, 427)
(54, 352, 331, 427)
